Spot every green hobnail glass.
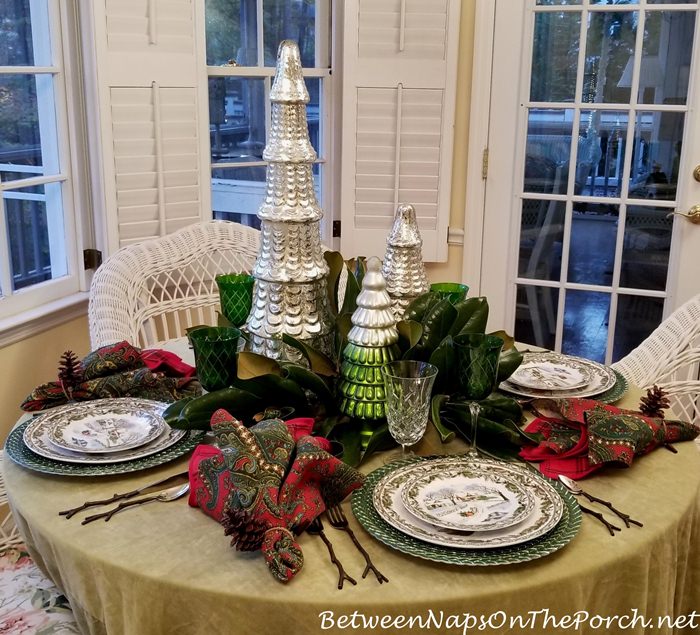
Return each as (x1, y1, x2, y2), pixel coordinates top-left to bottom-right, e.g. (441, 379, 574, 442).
(429, 282, 469, 304)
(188, 326, 241, 392)
(453, 333, 504, 456)
(215, 274, 255, 327)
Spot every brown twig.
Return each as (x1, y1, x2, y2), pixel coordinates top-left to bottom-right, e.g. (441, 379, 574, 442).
(579, 503, 622, 536)
(580, 491, 643, 528)
(307, 517, 357, 589)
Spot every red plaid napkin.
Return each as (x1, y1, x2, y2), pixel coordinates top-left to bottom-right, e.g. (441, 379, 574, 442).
(519, 398, 699, 479)
(189, 411, 364, 583)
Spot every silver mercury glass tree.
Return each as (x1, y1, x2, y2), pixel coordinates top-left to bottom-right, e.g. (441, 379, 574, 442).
(381, 203, 430, 320)
(245, 41, 334, 360)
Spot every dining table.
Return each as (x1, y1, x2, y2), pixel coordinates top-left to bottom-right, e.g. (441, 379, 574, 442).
(3, 346, 700, 635)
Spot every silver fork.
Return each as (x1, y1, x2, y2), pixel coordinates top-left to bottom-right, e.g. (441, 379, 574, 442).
(326, 505, 388, 584)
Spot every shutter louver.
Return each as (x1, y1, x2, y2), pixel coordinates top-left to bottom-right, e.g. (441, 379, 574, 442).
(341, 0, 460, 261)
(91, 0, 205, 254)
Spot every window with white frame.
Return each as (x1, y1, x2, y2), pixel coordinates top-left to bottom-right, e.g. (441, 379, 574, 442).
(0, 0, 83, 320)
(204, 0, 330, 229)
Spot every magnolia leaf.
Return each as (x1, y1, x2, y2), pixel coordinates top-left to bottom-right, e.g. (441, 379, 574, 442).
(340, 266, 361, 316)
(185, 325, 208, 336)
(362, 422, 397, 461)
(280, 363, 335, 406)
(334, 423, 363, 467)
(282, 334, 337, 376)
(236, 352, 282, 379)
(410, 299, 457, 361)
(231, 374, 307, 411)
(396, 319, 423, 355)
(428, 336, 458, 395)
(430, 394, 455, 443)
(454, 297, 489, 335)
(324, 250, 345, 316)
(216, 311, 234, 328)
(404, 292, 442, 323)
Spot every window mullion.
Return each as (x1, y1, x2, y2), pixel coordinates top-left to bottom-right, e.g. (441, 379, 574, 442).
(0, 196, 14, 298)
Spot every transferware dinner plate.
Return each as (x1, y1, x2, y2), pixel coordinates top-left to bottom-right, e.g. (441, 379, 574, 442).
(373, 457, 563, 550)
(400, 461, 535, 532)
(357, 456, 579, 565)
(499, 353, 617, 399)
(23, 406, 185, 465)
(508, 354, 591, 390)
(45, 399, 166, 453)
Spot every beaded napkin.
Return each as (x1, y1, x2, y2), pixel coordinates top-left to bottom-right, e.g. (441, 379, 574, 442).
(189, 411, 364, 583)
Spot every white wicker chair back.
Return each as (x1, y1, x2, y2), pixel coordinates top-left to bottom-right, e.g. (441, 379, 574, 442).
(89, 221, 261, 348)
(612, 293, 700, 424)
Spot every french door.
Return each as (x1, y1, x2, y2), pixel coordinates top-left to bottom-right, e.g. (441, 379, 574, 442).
(478, 0, 700, 364)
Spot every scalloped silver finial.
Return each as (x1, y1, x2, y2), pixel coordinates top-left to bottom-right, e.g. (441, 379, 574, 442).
(269, 40, 309, 103)
(387, 203, 422, 248)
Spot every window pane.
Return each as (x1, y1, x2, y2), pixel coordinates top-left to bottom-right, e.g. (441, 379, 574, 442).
(639, 11, 695, 105)
(576, 110, 627, 197)
(210, 77, 266, 162)
(518, 199, 565, 281)
(3, 182, 66, 292)
(567, 203, 617, 286)
(263, 0, 317, 67)
(212, 165, 266, 221)
(206, 0, 258, 66)
(562, 290, 610, 363)
(613, 294, 663, 362)
(523, 108, 573, 193)
(583, 11, 637, 104)
(0, 74, 59, 182)
(530, 12, 581, 102)
(537, 0, 581, 5)
(0, 0, 51, 66)
(305, 77, 321, 157)
(628, 111, 684, 201)
(620, 205, 672, 291)
(514, 284, 559, 350)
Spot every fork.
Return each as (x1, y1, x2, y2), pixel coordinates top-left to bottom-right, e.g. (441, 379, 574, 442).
(326, 505, 388, 584)
(307, 516, 357, 590)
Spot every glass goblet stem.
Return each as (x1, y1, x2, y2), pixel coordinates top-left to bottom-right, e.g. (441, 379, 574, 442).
(468, 401, 481, 457)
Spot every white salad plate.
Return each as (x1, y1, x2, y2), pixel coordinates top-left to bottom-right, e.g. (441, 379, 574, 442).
(400, 462, 535, 532)
(508, 356, 591, 390)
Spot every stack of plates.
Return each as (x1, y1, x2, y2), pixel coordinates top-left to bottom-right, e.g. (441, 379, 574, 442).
(352, 455, 581, 566)
(500, 352, 627, 403)
(6, 398, 203, 477)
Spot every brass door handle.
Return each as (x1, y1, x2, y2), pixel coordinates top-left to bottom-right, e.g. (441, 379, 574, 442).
(667, 205, 700, 224)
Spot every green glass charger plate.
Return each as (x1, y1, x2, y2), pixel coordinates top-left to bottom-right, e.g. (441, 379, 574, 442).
(352, 455, 582, 566)
(5, 420, 205, 477)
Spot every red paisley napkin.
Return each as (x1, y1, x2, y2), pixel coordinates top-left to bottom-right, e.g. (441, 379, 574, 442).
(519, 398, 699, 479)
(189, 411, 364, 583)
(21, 341, 199, 411)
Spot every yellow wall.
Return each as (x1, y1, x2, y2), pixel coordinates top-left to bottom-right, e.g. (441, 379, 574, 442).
(425, 1, 475, 284)
(0, 315, 91, 442)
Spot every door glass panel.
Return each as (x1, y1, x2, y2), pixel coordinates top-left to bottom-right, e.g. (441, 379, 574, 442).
(515, 285, 560, 351)
(583, 11, 638, 104)
(629, 111, 684, 201)
(648, 0, 696, 5)
(576, 110, 628, 196)
(537, 1, 581, 5)
(567, 203, 617, 286)
(524, 109, 572, 193)
(562, 290, 611, 363)
(613, 295, 664, 362)
(518, 200, 565, 281)
(530, 12, 581, 102)
(620, 205, 672, 291)
(641, 11, 696, 105)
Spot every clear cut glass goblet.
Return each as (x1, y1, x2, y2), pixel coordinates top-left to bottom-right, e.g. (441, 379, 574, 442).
(381, 360, 438, 457)
(453, 333, 504, 457)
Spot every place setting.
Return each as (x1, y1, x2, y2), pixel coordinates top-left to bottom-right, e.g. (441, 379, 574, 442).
(6, 397, 204, 477)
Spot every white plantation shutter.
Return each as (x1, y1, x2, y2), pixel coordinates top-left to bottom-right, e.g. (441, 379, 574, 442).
(89, 0, 206, 254)
(340, 0, 461, 261)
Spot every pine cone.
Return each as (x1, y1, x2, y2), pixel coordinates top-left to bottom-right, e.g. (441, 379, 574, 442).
(222, 507, 265, 552)
(639, 384, 671, 418)
(57, 350, 84, 396)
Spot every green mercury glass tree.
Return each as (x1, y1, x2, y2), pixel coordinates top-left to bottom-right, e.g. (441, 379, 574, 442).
(338, 257, 400, 429)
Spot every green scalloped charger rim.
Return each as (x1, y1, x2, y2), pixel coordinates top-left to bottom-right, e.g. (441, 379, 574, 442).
(4, 420, 206, 477)
(351, 455, 582, 566)
(597, 370, 628, 404)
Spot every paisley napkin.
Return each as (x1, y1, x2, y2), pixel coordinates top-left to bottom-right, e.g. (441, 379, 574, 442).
(189, 411, 365, 583)
(519, 398, 700, 479)
(21, 341, 200, 411)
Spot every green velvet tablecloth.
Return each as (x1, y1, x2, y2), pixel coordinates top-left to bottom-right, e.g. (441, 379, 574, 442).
(3, 388, 700, 635)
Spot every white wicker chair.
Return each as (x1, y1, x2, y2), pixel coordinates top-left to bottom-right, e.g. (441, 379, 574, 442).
(89, 221, 261, 348)
(612, 293, 700, 424)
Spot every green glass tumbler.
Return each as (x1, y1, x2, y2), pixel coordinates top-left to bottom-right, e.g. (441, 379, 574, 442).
(429, 282, 469, 304)
(215, 274, 255, 327)
(188, 326, 241, 392)
(453, 333, 504, 456)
